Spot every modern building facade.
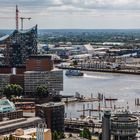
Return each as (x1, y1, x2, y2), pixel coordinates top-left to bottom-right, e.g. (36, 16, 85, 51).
(0, 98, 23, 121)
(35, 102, 65, 132)
(111, 110, 138, 140)
(24, 70, 63, 94)
(0, 25, 37, 67)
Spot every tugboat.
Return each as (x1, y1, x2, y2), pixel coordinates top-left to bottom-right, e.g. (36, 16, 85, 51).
(65, 69, 84, 76)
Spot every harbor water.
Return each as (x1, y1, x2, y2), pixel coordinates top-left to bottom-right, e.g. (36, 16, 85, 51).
(61, 70, 140, 118)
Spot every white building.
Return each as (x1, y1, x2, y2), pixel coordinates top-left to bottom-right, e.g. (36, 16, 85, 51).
(83, 44, 94, 54)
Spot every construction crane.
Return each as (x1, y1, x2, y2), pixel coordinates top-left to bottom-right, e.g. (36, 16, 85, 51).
(16, 5, 19, 30)
(20, 17, 31, 30)
(0, 5, 31, 30)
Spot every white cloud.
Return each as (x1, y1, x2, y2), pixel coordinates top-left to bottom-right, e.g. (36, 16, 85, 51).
(0, 0, 140, 29)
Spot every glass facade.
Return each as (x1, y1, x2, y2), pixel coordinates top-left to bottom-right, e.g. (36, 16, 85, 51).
(0, 25, 37, 67)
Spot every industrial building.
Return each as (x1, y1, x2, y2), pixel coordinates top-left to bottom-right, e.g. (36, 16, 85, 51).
(35, 102, 65, 132)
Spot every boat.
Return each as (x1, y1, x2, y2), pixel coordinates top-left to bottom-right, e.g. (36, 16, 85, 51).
(65, 69, 83, 76)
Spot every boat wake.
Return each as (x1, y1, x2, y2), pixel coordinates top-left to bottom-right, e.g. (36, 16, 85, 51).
(84, 74, 110, 79)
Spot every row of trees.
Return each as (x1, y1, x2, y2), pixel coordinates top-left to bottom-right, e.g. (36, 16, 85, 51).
(52, 128, 91, 140)
(1, 84, 49, 99)
(2, 84, 23, 98)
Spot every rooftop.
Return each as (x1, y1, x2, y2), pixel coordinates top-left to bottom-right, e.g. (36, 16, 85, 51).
(36, 102, 65, 108)
(28, 54, 52, 59)
(0, 117, 42, 132)
(112, 110, 138, 122)
(13, 128, 50, 139)
(24, 69, 62, 73)
(0, 98, 16, 113)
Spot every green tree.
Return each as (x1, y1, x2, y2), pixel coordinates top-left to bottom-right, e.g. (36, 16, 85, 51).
(3, 84, 23, 99)
(80, 128, 91, 140)
(35, 85, 49, 98)
(58, 132, 65, 139)
(52, 131, 59, 140)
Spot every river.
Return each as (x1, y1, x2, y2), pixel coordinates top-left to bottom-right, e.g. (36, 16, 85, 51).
(61, 70, 140, 118)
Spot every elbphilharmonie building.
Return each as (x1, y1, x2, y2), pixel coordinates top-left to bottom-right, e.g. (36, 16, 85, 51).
(0, 25, 37, 67)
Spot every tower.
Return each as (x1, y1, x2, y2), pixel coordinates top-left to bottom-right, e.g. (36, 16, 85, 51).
(102, 110, 111, 140)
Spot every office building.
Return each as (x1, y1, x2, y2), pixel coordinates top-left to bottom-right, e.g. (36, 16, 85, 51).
(24, 69, 63, 94)
(35, 102, 65, 132)
(24, 55, 63, 94)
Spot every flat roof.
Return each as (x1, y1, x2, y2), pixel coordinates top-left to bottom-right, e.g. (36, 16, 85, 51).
(28, 55, 52, 59)
(0, 117, 42, 131)
(0, 118, 26, 126)
(25, 69, 62, 73)
(36, 102, 65, 108)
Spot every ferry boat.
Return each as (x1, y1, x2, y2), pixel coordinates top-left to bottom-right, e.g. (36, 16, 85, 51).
(65, 69, 84, 76)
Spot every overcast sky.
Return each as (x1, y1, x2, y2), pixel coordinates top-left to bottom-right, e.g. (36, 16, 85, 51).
(0, 0, 140, 29)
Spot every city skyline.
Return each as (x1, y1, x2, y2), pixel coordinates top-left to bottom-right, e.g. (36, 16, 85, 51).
(0, 0, 140, 29)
